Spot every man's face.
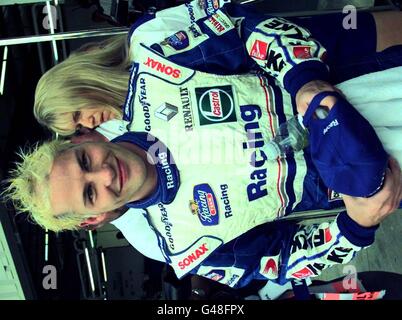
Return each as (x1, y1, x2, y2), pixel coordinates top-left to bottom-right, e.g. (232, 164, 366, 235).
(49, 142, 148, 217)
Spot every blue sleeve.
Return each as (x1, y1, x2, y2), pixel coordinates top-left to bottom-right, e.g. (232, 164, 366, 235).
(223, 3, 330, 95)
(191, 211, 377, 289)
(128, 0, 330, 96)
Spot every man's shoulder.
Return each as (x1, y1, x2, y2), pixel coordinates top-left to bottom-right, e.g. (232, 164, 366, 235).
(127, 1, 212, 46)
(111, 208, 166, 262)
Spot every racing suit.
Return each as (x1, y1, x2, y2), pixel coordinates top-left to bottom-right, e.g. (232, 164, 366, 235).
(107, 0, 381, 289)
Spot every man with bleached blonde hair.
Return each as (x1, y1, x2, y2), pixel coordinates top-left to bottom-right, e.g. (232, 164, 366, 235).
(4, 116, 402, 291)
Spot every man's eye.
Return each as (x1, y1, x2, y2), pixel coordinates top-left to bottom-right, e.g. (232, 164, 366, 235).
(82, 153, 90, 171)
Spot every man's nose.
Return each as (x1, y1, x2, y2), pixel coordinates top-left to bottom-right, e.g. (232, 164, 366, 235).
(90, 164, 115, 187)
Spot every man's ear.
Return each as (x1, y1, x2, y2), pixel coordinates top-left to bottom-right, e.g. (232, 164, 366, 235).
(71, 130, 108, 144)
(79, 209, 125, 231)
(79, 212, 109, 230)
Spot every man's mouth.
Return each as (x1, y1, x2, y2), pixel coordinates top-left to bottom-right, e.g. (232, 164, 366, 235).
(116, 157, 126, 193)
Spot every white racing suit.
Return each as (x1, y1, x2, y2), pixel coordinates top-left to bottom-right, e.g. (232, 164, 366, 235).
(106, 0, 383, 289)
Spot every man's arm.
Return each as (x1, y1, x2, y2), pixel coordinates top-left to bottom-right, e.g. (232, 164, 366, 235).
(192, 159, 401, 289)
(191, 213, 372, 289)
(129, 1, 330, 95)
(223, 3, 329, 97)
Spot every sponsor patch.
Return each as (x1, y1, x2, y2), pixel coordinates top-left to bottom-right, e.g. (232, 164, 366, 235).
(265, 46, 286, 73)
(226, 274, 240, 287)
(204, 269, 225, 281)
(240, 104, 268, 202)
(293, 45, 312, 59)
(189, 200, 198, 215)
(220, 184, 232, 218)
(328, 189, 343, 202)
(158, 152, 176, 190)
(199, 0, 231, 11)
(292, 267, 314, 279)
(197, 265, 245, 287)
(180, 87, 194, 132)
(259, 255, 280, 280)
(158, 204, 175, 251)
(196, 85, 236, 126)
(250, 40, 269, 60)
(178, 243, 209, 270)
(323, 119, 339, 135)
(155, 103, 178, 121)
(203, 0, 220, 14)
(171, 237, 223, 277)
(138, 77, 151, 132)
(327, 247, 353, 264)
(325, 228, 332, 243)
(193, 184, 219, 226)
(188, 24, 202, 38)
(143, 57, 181, 79)
(161, 31, 189, 51)
(159, 23, 209, 57)
(204, 11, 232, 35)
(186, 2, 197, 24)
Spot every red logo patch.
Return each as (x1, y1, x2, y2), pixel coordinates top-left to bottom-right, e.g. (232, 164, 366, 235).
(325, 228, 332, 243)
(262, 258, 278, 275)
(178, 243, 209, 270)
(206, 193, 217, 215)
(250, 40, 269, 60)
(144, 57, 181, 78)
(209, 91, 222, 118)
(293, 46, 312, 59)
(292, 267, 314, 279)
(207, 15, 227, 33)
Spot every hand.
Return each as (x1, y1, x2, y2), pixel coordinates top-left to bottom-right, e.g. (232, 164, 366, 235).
(343, 157, 402, 228)
(295, 80, 342, 115)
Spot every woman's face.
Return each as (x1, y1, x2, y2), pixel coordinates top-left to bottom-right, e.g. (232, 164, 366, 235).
(72, 107, 116, 130)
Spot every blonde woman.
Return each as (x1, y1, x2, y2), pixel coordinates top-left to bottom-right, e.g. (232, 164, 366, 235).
(33, 1, 402, 136)
(34, 35, 129, 135)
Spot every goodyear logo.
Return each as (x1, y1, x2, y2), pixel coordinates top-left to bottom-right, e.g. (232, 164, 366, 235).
(193, 184, 219, 226)
(196, 85, 236, 125)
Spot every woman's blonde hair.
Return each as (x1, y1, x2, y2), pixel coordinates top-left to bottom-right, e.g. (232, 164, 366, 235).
(34, 35, 131, 136)
(3, 139, 94, 232)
